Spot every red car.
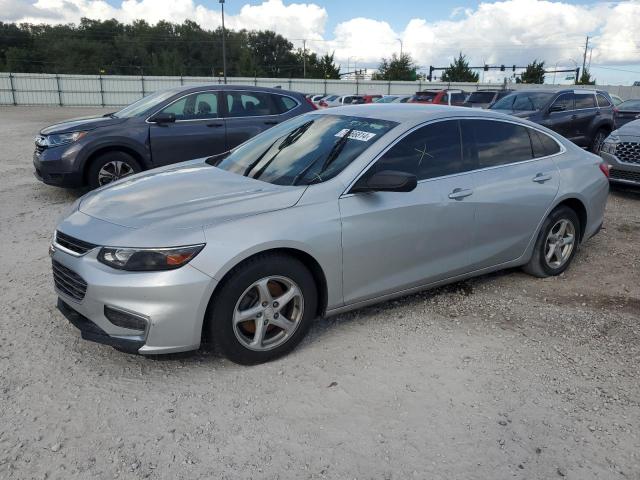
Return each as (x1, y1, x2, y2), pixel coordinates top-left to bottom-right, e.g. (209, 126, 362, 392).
(361, 94, 383, 103)
(409, 89, 467, 106)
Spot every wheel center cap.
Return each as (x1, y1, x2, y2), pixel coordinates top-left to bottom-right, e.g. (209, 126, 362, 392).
(264, 307, 274, 320)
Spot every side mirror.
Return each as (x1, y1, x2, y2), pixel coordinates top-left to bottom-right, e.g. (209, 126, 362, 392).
(149, 112, 176, 124)
(548, 104, 566, 113)
(351, 170, 417, 194)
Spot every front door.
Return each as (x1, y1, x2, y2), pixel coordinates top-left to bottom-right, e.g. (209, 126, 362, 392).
(543, 92, 577, 142)
(340, 119, 477, 305)
(149, 91, 226, 167)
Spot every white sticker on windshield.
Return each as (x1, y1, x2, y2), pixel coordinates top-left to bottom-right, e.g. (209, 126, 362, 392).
(334, 129, 377, 142)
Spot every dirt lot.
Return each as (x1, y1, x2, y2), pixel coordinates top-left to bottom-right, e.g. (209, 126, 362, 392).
(0, 107, 639, 480)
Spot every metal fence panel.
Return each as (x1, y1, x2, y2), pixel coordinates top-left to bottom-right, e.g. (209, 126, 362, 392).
(1, 72, 639, 106)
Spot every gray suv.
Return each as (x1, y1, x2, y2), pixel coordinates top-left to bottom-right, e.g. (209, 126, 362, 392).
(33, 85, 314, 189)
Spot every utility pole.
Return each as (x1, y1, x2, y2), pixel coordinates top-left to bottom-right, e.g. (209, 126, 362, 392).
(581, 36, 590, 80)
(219, 0, 227, 84)
(397, 38, 403, 57)
(303, 39, 306, 78)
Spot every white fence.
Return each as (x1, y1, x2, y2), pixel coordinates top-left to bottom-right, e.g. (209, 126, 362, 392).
(1, 72, 639, 107)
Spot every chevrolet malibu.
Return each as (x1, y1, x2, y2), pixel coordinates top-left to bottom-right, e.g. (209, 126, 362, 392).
(51, 104, 609, 365)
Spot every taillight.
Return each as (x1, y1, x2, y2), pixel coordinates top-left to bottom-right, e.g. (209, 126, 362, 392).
(599, 162, 611, 178)
(613, 107, 619, 114)
(305, 96, 318, 110)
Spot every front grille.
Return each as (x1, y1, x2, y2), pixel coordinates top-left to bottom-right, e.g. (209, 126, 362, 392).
(52, 260, 87, 302)
(55, 231, 98, 255)
(614, 142, 640, 165)
(610, 169, 640, 184)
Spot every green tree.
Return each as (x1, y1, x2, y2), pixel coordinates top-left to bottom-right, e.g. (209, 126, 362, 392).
(517, 60, 545, 84)
(440, 53, 479, 83)
(372, 53, 417, 81)
(576, 68, 596, 85)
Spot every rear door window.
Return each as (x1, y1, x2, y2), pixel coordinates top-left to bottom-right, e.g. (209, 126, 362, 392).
(596, 93, 612, 108)
(575, 93, 596, 109)
(225, 91, 280, 117)
(373, 120, 473, 180)
(461, 119, 534, 168)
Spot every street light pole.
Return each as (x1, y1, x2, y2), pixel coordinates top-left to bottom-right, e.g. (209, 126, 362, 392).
(219, 0, 227, 84)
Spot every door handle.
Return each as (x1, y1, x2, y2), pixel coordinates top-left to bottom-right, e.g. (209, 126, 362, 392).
(264, 120, 278, 125)
(206, 122, 224, 128)
(448, 188, 473, 200)
(532, 173, 552, 183)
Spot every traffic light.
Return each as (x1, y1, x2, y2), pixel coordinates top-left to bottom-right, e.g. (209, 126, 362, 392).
(428, 65, 434, 81)
(500, 64, 505, 71)
(512, 65, 516, 72)
(484, 65, 489, 71)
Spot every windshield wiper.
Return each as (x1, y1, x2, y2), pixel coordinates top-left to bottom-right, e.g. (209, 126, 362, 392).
(292, 128, 354, 186)
(205, 150, 231, 166)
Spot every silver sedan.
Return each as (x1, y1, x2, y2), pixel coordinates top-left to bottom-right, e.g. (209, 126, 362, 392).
(51, 104, 609, 364)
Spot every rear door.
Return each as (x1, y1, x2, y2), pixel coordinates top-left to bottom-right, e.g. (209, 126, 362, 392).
(223, 91, 299, 149)
(340, 120, 477, 304)
(462, 119, 560, 269)
(573, 91, 598, 146)
(149, 90, 226, 166)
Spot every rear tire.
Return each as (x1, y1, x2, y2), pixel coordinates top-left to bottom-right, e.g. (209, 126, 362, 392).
(87, 151, 141, 189)
(523, 206, 580, 278)
(206, 253, 318, 365)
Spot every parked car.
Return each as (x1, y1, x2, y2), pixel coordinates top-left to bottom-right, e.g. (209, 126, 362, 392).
(52, 104, 608, 364)
(309, 94, 326, 104)
(361, 94, 383, 103)
(323, 95, 363, 107)
(463, 89, 514, 109)
(600, 119, 640, 186)
(409, 89, 467, 106)
(348, 95, 366, 105)
(374, 95, 412, 103)
(33, 85, 315, 189)
(317, 94, 339, 108)
(613, 99, 640, 128)
(610, 94, 623, 106)
(490, 89, 615, 152)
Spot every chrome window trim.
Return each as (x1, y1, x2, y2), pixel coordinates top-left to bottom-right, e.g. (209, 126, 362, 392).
(145, 89, 301, 124)
(340, 116, 566, 198)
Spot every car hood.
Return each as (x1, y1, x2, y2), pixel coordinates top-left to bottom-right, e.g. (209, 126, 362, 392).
(41, 115, 127, 134)
(78, 159, 306, 229)
(614, 119, 640, 137)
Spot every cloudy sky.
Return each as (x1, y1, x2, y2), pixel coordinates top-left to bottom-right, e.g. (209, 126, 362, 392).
(3, 0, 640, 84)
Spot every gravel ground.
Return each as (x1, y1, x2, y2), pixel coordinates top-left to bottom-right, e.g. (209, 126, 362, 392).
(1, 107, 639, 480)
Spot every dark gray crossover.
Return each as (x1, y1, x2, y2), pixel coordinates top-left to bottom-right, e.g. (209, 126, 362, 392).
(600, 119, 640, 186)
(33, 85, 314, 188)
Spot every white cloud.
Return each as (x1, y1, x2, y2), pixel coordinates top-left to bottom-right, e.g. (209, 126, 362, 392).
(3, 0, 640, 82)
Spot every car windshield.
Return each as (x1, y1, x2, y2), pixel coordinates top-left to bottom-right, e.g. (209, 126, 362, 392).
(113, 90, 179, 118)
(375, 96, 397, 103)
(211, 114, 398, 186)
(467, 92, 496, 103)
(491, 92, 553, 111)
(413, 92, 437, 102)
(619, 99, 640, 110)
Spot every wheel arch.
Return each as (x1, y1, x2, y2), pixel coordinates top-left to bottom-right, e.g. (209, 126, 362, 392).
(82, 144, 150, 184)
(553, 197, 588, 242)
(201, 247, 329, 341)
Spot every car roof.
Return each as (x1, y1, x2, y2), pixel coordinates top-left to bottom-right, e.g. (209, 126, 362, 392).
(310, 103, 520, 125)
(161, 84, 302, 96)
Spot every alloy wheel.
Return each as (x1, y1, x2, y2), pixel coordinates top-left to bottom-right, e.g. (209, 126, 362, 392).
(232, 276, 304, 351)
(98, 160, 135, 186)
(544, 219, 576, 269)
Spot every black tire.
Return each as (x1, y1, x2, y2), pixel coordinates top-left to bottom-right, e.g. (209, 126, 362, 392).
(523, 206, 580, 278)
(590, 128, 609, 153)
(206, 253, 318, 365)
(87, 151, 141, 189)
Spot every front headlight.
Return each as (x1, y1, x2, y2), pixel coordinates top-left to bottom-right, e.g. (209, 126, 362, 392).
(46, 131, 88, 147)
(97, 244, 205, 271)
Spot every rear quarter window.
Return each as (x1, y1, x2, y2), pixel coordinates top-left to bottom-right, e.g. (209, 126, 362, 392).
(530, 129, 561, 157)
(596, 93, 612, 108)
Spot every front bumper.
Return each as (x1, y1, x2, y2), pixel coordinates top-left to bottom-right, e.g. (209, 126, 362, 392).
(51, 244, 217, 355)
(33, 143, 85, 188)
(600, 146, 640, 186)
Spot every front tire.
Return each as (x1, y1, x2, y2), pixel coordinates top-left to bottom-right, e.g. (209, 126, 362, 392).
(207, 253, 318, 365)
(87, 151, 141, 189)
(523, 206, 580, 278)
